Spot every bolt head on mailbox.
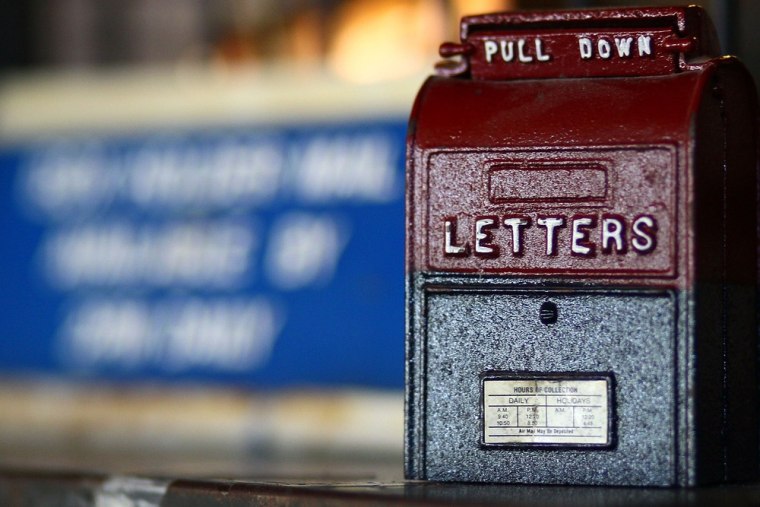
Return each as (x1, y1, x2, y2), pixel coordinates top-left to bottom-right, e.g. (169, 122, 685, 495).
(405, 6, 759, 486)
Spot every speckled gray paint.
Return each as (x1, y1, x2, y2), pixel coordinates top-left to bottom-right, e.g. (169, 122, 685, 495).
(405, 274, 687, 486)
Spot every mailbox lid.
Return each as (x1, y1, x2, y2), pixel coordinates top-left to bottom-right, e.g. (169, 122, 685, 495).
(448, 6, 720, 80)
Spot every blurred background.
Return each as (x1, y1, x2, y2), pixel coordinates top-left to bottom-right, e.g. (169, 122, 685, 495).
(0, 0, 756, 477)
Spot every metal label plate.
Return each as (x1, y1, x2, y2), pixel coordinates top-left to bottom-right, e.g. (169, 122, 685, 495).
(481, 373, 614, 447)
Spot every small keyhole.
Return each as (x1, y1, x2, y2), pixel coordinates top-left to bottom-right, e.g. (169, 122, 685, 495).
(539, 301, 558, 325)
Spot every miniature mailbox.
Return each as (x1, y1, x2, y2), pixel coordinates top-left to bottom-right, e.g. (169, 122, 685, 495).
(405, 6, 758, 486)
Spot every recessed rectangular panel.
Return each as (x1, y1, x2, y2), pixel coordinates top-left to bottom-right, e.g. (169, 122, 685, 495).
(426, 146, 677, 276)
(423, 289, 676, 485)
(488, 164, 607, 203)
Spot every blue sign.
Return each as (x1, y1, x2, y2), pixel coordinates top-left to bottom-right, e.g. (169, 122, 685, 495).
(0, 119, 407, 388)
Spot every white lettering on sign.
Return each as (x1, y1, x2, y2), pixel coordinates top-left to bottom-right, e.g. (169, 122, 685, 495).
(60, 298, 281, 371)
(579, 34, 654, 60)
(265, 213, 348, 290)
(20, 133, 399, 217)
(44, 221, 256, 289)
(18, 132, 396, 377)
(442, 214, 658, 259)
(484, 38, 551, 64)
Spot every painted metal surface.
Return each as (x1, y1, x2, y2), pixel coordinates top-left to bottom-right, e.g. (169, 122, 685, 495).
(439, 7, 720, 80)
(405, 6, 759, 486)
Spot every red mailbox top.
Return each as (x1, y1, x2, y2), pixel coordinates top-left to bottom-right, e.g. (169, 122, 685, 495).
(406, 7, 758, 289)
(437, 6, 720, 79)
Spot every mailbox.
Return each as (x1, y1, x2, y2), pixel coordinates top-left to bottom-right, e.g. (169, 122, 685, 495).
(405, 6, 759, 486)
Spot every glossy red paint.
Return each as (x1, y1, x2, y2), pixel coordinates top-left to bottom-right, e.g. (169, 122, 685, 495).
(406, 6, 758, 291)
(437, 6, 720, 79)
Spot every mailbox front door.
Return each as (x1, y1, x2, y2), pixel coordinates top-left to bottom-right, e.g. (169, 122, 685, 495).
(424, 289, 676, 485)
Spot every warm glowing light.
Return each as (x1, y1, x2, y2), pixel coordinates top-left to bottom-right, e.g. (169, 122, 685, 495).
(327, 0, 447, 83)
